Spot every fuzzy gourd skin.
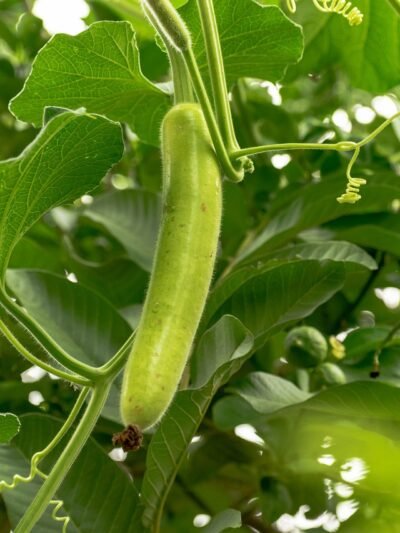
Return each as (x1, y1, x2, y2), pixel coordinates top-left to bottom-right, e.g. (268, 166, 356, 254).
(120, 103, 222, 431)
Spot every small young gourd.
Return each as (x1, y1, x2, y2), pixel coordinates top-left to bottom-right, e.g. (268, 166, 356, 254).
(120, 103, 222, 431)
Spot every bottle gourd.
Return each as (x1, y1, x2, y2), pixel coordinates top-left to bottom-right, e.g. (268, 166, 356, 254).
(120, 103, 222, 431)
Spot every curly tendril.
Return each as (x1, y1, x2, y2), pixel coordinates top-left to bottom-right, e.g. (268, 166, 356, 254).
(287, 0, 363, 25)
(0, 459, 70, 532)
(51, 498, 71, 532)
(0, 450, 47, 491)
(0, 387, 88, 532)
(337, 147, 366, 204)
(337, 111, 400, 204)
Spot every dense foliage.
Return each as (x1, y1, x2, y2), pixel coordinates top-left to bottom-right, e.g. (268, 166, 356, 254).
(0, 0, 400, 531)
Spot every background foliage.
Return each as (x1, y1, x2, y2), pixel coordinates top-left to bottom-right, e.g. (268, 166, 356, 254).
(0, 0, 400, 531)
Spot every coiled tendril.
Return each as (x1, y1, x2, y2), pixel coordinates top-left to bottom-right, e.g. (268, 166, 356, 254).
(337, 147, 366, 204)
(51, 498, 71, 532)
(0, 388, 88, 531)
(287, 0, 364, 26)
(0, 456, 70, 532)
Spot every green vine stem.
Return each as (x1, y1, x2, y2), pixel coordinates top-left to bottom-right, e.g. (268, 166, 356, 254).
(357, 110, 400, 147)
(0, 319, 91, 386)
(0, 290, 101, 381)
(231, 111, 400, 159)
(231, 140, 357, 158)
(15, 381, 111, 533)
(195, 0, 238, 153)
(231, 111, 400, 203)
(98, 331, 136, 377)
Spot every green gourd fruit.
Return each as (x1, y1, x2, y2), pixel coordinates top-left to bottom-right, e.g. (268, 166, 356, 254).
(120, 103, 222, 431)
(285, 326, 328, 369)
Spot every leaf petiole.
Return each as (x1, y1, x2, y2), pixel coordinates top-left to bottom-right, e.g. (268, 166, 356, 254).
(0, 319, 91, 387)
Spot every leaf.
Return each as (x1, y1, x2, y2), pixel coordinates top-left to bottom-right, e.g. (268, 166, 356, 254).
(66, 255, 148, 309)
(212, 373, 310, 430)
(191, 315, 254, 389)
(181, 0, 303, 87)
(9, 236, 63, 273)
(1, 414, 139, 532)
(6, 269, 132, 422)
(239, 240, 377, 271)
(88, 0, 155, 39)
(343, 327, 393, 364)
(287, 0, 400, 92)
(140, 316, 254, 529)
(212, 395, 265, 431)
(10, 21, 170, 145)
(0, 413, 20, 443)
(203, 509, 242, 533)
(327, 213, 400, 258)
(0, 110, 124, 281)
(205, 260, 345, 347)
(226, 372, 311, 414)
(239, 172, 400, 261)
(84, 189, 161, 272)
(274, 381, 400, 423)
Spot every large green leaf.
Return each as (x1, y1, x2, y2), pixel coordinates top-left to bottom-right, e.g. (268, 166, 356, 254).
(10, 22, 170, 145)
(5, 270, 132, 421)
(239, 171, 400, 261)
(213, 372, 310, 430)
(287, 0, 400, 92)
(227, 372, 310, 414)
(238, 240, 377, 270)
(141, 316, 254, 530)
(205, 260, 345, 347)
(0, 110, 123, 281)
(326, 213, 400, 258)
(181, 0, 303, 87)
(65, 254, 148, 309)
(272, 380, 400, 422)
(84, 189, 161, 272)
(6, 269, 132, 368)
(1, 414, 139, 532)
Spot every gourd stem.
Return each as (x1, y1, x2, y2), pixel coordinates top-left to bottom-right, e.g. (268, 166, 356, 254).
(141, 0, 191, 51)
(141, 0, 244, 181)
(0, 319, 91, 386)
(15, 381, 111, 533)
(195, 0, 238, 152)
(142, 2, 193, 104)
(182, 47, 244, 182)
(0, 290, 103, 381)
(168, 47, 194, 104)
